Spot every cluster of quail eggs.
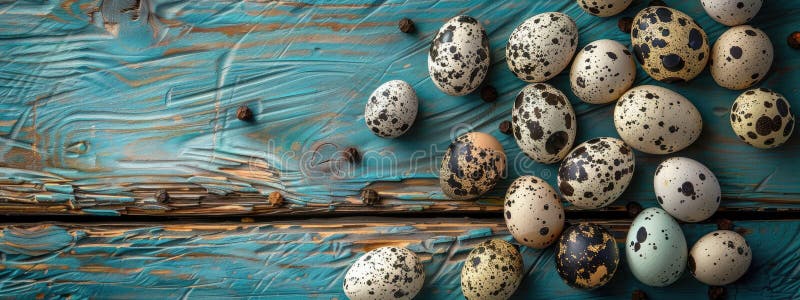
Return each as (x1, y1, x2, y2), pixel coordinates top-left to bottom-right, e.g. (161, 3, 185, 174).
(344, 0, 788, 298)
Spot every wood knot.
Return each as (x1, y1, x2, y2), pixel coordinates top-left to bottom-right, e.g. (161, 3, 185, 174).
(398, 18, 415, 33)
(626, 201, 643, 218)
(632, 290, 648, 300)
(480, 85, 498, 102)
(360, 189, 379, 206)
(268, 191, 284, 207)
(788, 31, 800, 49)
(708, 286, 727, 300)
(716, 218, 734, 230)
(499, 120, 513, 135)
(236, 105, 253, 121)
(618, 17, 633, 34)
(344, 147, 361, 164)
(155, 189, 170, 203)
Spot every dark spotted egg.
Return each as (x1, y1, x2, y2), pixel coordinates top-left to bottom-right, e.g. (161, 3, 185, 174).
(570, 39, 637, 104)
(343, 246, 425, 300)
(631, 6, 709, 82)
(557, 137, 635, 209)
(701, 0, 762, 26)
(428, 15, 490, 96)
(461, 239, 523, 300)
(555, 223, 619, 289)
(440, 132, 506, 200)
(512, 83, 576, 164)
(577, 0, 633, 17)
(654, 157, 720, 223)
(689, 230, 752, 286)
(711, 26, 773, 90)
(364, 80, 418, 138)
(504, 175, 565, 249)
(613, 85, 703, 154)
(730, 88, 795, 148)
(506, 12, 578, 83)
(626, 207, 687, 287)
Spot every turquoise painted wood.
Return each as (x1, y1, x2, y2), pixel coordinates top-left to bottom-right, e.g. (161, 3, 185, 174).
(1, 1, 800, 216)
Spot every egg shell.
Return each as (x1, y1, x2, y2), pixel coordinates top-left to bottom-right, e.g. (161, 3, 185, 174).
(511, 83, 577, 164)
(710, 26, 773, 90)
(461, 239, 523, 300)
(570, 39, 637, 104)
(557, 137, 635, 209)
(576, 0, 633, 17)
(614, 85, 703, 154)
(343, 246, 425, 300)
(631, 6, 709, 82)
(506, 12, 578, 83)
(701, 0, 762, 26)
(428, 15, 490, 96)
(364, 80, 418, 138)
(555, 223, 620, 289)
(504, 175, 565, 249)
(439, 132, 506, 200)
(689, 230, 752, 286)
(730, 88, 795, 149)
(654, 157, 721, 223)
(626, 207, 688, 287)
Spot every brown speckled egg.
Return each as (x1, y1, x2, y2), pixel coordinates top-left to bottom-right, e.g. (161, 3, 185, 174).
(343, 246, 425, 300)
(511, 83, 577, 164)
(631, 6, 709, 82)
(440, 132, 506, 200)
(556, 223, 620, 289)
(504, 175, 565, 249)
(461, 239, 523, 300)
(506, 12, 578, 83)
(577, 0, 633, 17)
(730, 88, 795, 148)
(689, 230, 752, 286)
(711, 25, 773, 90)
(428, 16, 490, 96)
(557, 137, 635, 209)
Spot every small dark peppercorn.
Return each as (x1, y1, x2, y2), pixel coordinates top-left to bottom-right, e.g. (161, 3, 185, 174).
(499, 120, 513, 135)
(155, 189, 169, 203)
(632, 290, 648, 300)
(649, 0, 667, 6)
(708, 286, 727, 300)
(480, 85, 498, 102)
(398, 18, 415, 33)
(236, 105, 253, 121)
(788, 31, 800, 49)
(268, 191, 284, 207)
(361, 189, 379, 206)
(344, 147, 360, 164)
(618, 17, 633, 34)
(626, 201, 643, 218)
(716, 218, 734, 230)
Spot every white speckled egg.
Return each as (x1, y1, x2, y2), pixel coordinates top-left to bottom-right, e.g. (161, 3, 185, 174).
(364, 80, 418, 138)
(631, 6, 709, 82)
(626, 207, 687, 287)
(570, 39, 637, 104)
(512, 83, 576, 164)
(730, 88, 795, 148)
(557, 137, 635, 209)
(461, 239, 523, 300)
(689, 230, 752, 286)
(711, 26, 773, 90)
(343, 246, 425, 300)
(614, 85, 703, 154)
(701, 0, 762, 26)
(428, 16, 490, 96)
(654, 157, 720, 223)
(506, 12, 578, 83)
(504, 176, 565, 249)
(577, 0, 633, 17)
(440, 132, 506, 200)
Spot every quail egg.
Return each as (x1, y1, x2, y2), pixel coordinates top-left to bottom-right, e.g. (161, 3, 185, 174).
(506, 12, 578, 83)
(701, 0, 762, 26)
(730, 88, 795, 148)
(556, 223, 620, 289)
(504, 175, 565, 249)
(570, 39, 637, 104)
(711, 25, 773, 90)
(512, 83, 577, 164)
(558, 137, 635, 209)
(428, 15, 490, 96)
(343, 246, 425, 300)
(689, 230, 752, 286)
(364, 80, 418, 138)
(577, 0, 633, 17)
(461, 239, 523, 300)
(654, 157, 721, 223)
(626, 207, 687, 287)
(440, 132, 506, 200)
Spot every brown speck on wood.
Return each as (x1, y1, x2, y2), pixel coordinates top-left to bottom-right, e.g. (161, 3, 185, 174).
(499, 121, 513, 135)
(155, 189, 169, 203)
(716, 218, 734, 230)
(344, 147, 360, 164)
(788, 32, 800, 49)
(237, 105, 253, 121)
(632, 290, 648, 300)
(361, 189, 379, 206)
(649, 0, 667, 6)
(268, 191, 284, 207)
(618, 17, 633, 34)
(398, 18, 415, 33)
(626, 201, 643, 218)
(480, 85, 498, 102)
(708, 286, 727, 300)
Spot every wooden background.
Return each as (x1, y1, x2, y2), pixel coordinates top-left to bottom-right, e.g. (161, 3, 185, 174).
(0, 0, 798, 299)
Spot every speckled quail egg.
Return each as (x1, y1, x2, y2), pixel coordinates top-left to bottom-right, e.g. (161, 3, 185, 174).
(440, 132, 506, 200)
(364, 80, 418, 138)
(689, 230, 752, 286)
(504, 175, 565, 249)
(701, 0, 762, 26)
(570, 39, 637, 104)
(461, 239, 523, 300)
(631, 6, 709, 82)
(558, 137, 635, 209)
(428, 15, 490, 96)
(576, 0, 633, 17)
(343, 246, 425, 300)
(654, 157, 721, 223)
(512, 83, 577, 164)
(730, 88, 795, 148)
(506, 12, 578, 83)
(614, 85, 703, 154)
(626, 207, 688, 287)
(556, 223, 619, 289)
(711, 26, 773, 90)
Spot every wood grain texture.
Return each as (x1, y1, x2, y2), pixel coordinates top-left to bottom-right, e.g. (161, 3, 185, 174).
(1, 0, 800, 217)
(0, 218, 797, 299)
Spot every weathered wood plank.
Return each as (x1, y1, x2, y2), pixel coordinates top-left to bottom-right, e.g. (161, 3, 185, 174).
(1, 0, 800, 217)
(0, 218, 796, 299)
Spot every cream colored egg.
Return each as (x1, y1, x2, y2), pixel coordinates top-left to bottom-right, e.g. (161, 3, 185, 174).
(711, 25, 773, 90)
(730, 88, 795, 148)
(570, 39, 637, 104)
(506, 12, 578, 83)
(511, 83, 577, 164)
(700, 0, 762, 26)
(577, 0, 633, 17)
(461, 239, 523, 300)
(504, 176, 565, 249)
(343, 247, 425, 300)
(428, 16, 490, 96)
(689, 230, 752, 286)
(557, 137, 635, 209)
(439, 132, 506, 200)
